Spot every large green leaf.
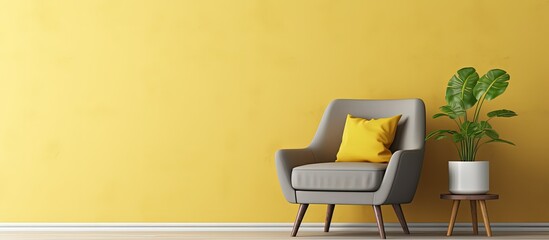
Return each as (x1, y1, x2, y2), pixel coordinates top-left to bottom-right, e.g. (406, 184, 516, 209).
(473, 69, 510, 101)
(459, 121, 486, 139)
(484, 129, 499, 139)
(469, 122, 484, 137)
(485, 138, 515, 146)
(436, 135, 449, 140)
(487, 109, 518, 118)
(432, 113, 449, 119)
(425, 129, 457, 141)
(479, 120, 492, 129)
(452, 133, 464, 143)
(459, 121, 476, 137)
(446, 67, 479, 109)
(473, 121, 493, 138)
(440, 103, 465, 119)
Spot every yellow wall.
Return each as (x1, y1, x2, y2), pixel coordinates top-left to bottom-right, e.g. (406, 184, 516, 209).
(1, 0, 548, 223)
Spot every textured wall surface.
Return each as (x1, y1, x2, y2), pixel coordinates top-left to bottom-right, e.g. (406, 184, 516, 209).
(0, 0, 548, 222)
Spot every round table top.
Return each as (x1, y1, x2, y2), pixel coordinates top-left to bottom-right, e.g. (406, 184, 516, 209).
(440, 193, 499, 200)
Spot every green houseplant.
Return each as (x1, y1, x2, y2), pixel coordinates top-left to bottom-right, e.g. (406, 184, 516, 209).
(426, 67, 517, 194)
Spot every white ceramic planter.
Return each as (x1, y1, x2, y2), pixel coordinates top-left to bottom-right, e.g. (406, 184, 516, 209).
(448, 161, 489, 194)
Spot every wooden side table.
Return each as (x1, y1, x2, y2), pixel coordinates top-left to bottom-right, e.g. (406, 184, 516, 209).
(440, 193, 499, 237)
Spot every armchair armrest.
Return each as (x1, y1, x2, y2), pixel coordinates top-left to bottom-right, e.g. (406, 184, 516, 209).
(275, 148, 317, 203)
(373, 149, 424, 205)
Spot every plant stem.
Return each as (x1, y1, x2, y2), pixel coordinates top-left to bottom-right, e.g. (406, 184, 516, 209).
(461, 136, 475, 161)
(459, 141, 464, 160)
(472, 100, 480, 124)
(465, 137, 471, 161)
(470, 137, 475, 160)
(466, 137, 471, 160)
(465, 137, 469, 160)
(474, 95, 487, 122)
(473, 138, 482, 160)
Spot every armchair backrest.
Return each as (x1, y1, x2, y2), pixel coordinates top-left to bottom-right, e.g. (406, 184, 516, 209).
(309, 99, 426, 163)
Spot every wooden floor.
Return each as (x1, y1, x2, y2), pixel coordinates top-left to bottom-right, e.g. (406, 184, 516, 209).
(0, 231, 548, 240)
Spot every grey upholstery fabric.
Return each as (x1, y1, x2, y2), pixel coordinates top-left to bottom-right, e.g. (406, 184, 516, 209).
(296, 191, 375, 204)
(292, 162, 387, 191)
(275, 99, 425, 205)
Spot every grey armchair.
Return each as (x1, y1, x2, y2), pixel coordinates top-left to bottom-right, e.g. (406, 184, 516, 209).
(275, 99, 425, 239)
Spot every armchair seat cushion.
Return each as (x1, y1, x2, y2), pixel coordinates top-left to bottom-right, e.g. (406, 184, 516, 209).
(291, 162, 388, 191)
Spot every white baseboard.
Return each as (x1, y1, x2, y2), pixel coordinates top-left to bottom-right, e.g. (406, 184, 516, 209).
(0, 223, 548, 232)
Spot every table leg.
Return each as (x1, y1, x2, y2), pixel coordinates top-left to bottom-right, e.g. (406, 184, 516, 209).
(447, 200, 460, 236)
(470, 200, 478, 235)
(479, 200, 492, 237)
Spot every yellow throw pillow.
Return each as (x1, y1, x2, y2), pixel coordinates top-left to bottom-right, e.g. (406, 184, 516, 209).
(336, 114, 401, 163)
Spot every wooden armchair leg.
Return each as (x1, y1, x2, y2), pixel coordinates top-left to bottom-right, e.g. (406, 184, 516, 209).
(291, 204, 309, 237)
(373, 205, 386, 239)
(392, 204, 410, 234)
(324, 204, 335, 232)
